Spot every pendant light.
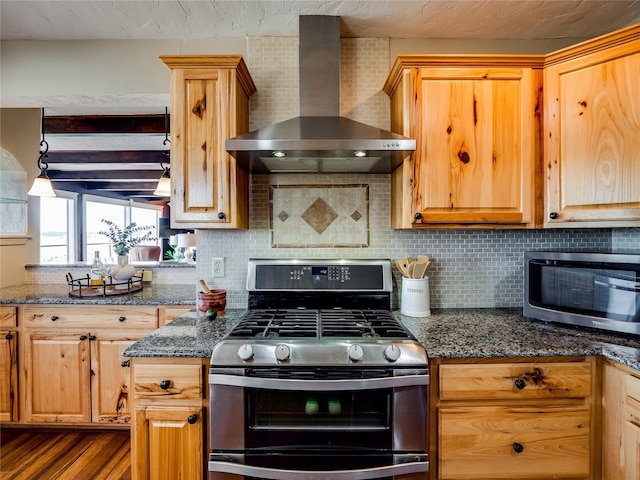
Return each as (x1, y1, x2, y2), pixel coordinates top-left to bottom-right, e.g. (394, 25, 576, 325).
(27, 109, 56, 197)
(153, 107, 171, 196)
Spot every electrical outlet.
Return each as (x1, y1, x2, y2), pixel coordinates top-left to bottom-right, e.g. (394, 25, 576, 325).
(212, 257, 225, 278)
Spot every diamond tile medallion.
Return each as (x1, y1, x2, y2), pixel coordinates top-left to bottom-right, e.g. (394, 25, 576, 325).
(270, 185, 369, 247)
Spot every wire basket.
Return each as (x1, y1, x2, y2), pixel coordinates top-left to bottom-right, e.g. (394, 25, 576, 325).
(66, 272, 143, 297)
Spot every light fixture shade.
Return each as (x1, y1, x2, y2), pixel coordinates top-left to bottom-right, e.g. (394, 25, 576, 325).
(177, 232, 196, 248)
(153, 169, 171, 196)
(28, 171, 56, 197)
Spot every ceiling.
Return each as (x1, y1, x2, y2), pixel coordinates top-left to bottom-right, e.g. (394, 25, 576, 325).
(3, 1, 639, 204)
(2, 0, 639, 41)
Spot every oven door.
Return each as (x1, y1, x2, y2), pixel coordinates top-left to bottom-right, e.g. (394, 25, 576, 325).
(209, 368, 429, 480)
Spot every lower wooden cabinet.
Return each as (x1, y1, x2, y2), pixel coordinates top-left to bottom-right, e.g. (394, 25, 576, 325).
(133, 405, 204, 480)
(0, 305, 18, 422)
(24, 332, 92, 423)
(433, 357, 597, 480)
(440, 405, 590, 479)
(602, 360, 640, 480)
(131, 357, 207, 480)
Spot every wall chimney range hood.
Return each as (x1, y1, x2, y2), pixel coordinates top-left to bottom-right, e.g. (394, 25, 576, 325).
(225, 16, 416, 174)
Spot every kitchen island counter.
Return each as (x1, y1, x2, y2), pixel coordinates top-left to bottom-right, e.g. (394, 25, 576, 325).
(122, 308, 640, 371)
(0, 282, 196, 305)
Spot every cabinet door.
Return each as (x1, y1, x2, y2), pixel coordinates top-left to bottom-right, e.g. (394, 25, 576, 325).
(439, 405, 591, 479)
(412, 67, 538, 226)
(170, 66, 253, 230)
(91, 334, 140, 424)
(545, 42, 640, 226)
(626, 421, 640, 480)
(0, 330, 18, 422)
(133, 406, 204, 480)
(24, 332, 91, 422)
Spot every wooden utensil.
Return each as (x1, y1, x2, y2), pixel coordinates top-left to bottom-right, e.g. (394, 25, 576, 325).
(412, 262, 427, 279)
(395, 259, 411, 278)
(199, 279, 211, 293)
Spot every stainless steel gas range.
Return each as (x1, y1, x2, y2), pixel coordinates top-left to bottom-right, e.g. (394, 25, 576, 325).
(208, 259, 430, 480)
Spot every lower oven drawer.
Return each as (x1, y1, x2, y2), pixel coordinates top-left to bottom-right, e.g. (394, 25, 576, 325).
(208, 452, 429, 480)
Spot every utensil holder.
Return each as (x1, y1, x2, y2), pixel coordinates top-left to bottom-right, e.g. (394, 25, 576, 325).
(401, 277, 431, 317)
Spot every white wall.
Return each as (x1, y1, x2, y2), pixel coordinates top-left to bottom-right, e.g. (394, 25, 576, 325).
(0, 109, 42, 287)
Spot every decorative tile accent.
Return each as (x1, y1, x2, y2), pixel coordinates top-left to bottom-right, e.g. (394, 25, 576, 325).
(270, 184, 369, 247)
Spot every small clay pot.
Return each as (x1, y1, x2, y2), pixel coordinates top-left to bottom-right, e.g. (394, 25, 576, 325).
(197, 290, 226, 315)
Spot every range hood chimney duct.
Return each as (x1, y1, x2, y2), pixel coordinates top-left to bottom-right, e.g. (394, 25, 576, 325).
(225, 15, 415, 174)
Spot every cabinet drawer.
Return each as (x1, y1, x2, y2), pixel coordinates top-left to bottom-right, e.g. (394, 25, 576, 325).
(134, 364, 202, 400)
(439, 362, 592, 400)
(439, 405, 591, 479)
(23, 305, 157, 329)
(0, 306, 17, 327)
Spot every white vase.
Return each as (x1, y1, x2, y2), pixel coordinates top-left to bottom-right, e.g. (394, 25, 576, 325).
(110, 255, 136, 289)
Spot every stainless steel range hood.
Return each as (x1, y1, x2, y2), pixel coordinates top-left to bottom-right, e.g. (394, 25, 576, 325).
(225, 16, 415, 174)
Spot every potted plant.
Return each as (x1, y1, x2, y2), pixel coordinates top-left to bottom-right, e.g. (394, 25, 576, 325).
(99, 219, 155, 287)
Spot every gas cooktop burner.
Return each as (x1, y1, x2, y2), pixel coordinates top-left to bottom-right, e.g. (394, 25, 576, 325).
(211, 259, 428, 368)
(228, 309, 410, 340)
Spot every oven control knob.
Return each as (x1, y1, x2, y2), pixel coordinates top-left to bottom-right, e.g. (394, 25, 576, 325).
(348, 344, 365, 362)
(274, 344, 291, 362)
(237, 344, 254, 361)
(384, 345, 401, 362)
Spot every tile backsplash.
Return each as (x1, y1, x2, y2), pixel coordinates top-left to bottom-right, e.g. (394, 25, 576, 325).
(196, 173, 631, 310)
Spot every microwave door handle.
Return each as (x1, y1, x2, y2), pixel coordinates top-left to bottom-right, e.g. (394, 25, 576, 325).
(209, 373, 430, 391)
(209, 458, 429, 480)
(594, 278, 640, 292)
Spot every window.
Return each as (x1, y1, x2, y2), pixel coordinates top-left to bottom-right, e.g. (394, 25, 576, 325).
(39, 193, 76, 264)
(39, 194, 161, 264)
(84, 196, 160, 262)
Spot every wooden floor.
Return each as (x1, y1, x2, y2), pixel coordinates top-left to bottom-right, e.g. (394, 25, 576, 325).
(0, 429, 131, 480)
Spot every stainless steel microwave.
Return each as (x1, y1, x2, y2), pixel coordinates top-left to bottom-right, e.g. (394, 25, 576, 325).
(524, 251, 640, 335)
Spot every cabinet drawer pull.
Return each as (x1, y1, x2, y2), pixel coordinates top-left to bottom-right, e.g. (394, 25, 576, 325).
(80, 335, 87, 340)
(514, 378, 526, 389)
(118, 316, 126, 322)
(160, 380, 171, 390)
(51, 315, 59, 321)
(121, 359, 131, 368)
(512, 442, 524, 454)
(187, 414, 197, 424)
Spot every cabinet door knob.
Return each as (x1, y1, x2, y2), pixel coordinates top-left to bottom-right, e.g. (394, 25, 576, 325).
(514, 378, 526, 390)
(217, 212, 226, 220)
(120, 360, 131, 368)
(512, 442, 524, 454)
(89, 335, 96, 341)
(414, 212, 422, 221)
(549, 212, 558, 220)
(51, 315, 59, 321)
(187, 414, 197, 424)
(160, 380, 171, 390)
(79, 335, 87, 340)
(118, 316, 126, 322)
(5, 333, 13, 340)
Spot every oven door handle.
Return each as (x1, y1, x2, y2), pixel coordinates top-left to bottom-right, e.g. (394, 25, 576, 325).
(209, 456, 428, 480)
(209, 372, 429, 390)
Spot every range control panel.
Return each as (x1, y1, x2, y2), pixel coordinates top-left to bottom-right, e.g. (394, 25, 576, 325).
(247, 259, 392, 292)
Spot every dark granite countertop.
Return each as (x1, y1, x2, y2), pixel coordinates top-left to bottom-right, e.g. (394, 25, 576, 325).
(122, 308, 640, 371)
(0, 283, 196, 305)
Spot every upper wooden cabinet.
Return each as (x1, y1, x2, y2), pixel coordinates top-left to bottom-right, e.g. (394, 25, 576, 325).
(544, 24, 640, 227)
(384, 56, 544, 229)
(160, 55, 256, 229)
